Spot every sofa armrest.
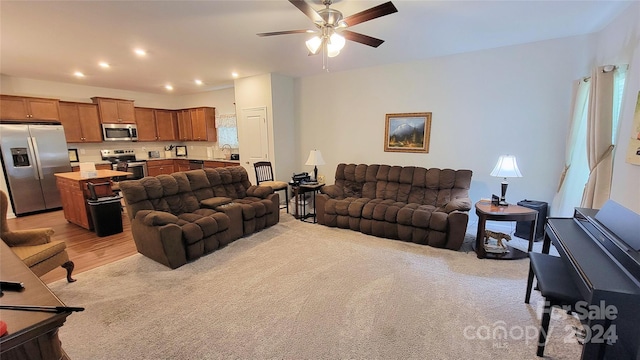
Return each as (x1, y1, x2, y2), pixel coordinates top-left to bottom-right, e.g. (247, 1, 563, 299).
(443, 198, 472, 213)
(2, 228, 54, 247)
(445, 210, 470, 250)
(246, 185, 274, 199)
(320, 184, 343, 199)
(135, 210, 180, 226)
(200, 197, 233, 209)
(130, 215, 187, 269)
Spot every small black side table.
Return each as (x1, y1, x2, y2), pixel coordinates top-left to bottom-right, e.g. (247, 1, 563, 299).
(289, 183, 324, 223)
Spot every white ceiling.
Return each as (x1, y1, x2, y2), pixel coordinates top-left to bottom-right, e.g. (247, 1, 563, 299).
(0, 1, 632, 95)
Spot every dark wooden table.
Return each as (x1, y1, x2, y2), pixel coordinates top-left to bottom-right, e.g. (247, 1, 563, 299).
(475, 201, 538, 260)
(0, 241, 73, 359)
(290, 183, 324, 223)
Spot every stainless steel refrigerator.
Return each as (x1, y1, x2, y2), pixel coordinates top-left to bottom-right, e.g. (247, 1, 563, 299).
(0, 123, 72, 215)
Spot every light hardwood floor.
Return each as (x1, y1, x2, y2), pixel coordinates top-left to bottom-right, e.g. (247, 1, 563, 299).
(6, 209, 138, 284)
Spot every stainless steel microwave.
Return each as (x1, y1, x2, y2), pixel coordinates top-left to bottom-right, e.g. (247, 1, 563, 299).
(102, 123, 137, 141)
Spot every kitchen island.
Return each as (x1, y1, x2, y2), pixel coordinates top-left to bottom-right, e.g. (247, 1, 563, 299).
(54, 170, 129, 230)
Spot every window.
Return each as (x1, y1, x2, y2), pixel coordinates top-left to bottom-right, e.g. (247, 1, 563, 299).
(216, 114, 239, 148)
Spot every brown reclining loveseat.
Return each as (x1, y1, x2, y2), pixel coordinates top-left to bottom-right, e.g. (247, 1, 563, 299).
(316, 164, 472, 250)
(119, 166, 279, 269)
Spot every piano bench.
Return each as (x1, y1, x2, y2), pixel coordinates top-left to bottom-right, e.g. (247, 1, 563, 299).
(525, 252, 582, 357)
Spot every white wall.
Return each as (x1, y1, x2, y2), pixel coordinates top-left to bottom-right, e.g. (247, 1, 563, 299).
(597, 2, 640, 213)
(234, 73, 296, 183)
(297, 35, 593, 227)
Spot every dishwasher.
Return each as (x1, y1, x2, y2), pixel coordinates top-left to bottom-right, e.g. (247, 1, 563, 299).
(189, 160, 204, 170)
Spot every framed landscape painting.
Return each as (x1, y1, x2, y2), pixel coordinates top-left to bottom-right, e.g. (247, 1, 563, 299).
(384, 112, 432, 153)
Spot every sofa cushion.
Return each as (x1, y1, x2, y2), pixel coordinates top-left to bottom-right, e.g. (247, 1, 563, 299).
(11, 241, 67, 267)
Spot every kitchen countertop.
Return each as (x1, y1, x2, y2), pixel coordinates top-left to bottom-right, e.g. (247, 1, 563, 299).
(147, 157, 240, 164)
(70, 160, 112, 166)
(54, 169, 130, 181)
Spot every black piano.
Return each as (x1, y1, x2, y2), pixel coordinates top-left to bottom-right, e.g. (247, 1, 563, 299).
(543, 200, 640, 360)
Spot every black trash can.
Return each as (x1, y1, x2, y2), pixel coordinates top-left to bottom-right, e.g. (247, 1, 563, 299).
(515, 199, 548, 241)
(87, 195, 123, 237)
(87, 181, 123, 236)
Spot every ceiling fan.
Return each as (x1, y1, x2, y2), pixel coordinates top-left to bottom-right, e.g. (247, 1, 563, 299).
(257, 0, 398, 67)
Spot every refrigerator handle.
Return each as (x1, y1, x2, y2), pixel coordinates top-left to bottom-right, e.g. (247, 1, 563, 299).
(28, 137, 44, 180)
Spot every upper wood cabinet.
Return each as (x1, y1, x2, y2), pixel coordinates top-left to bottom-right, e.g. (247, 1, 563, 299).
(59, 102, 103, 143)
(136, 107, 178, 142)
(154, 109, 178, 141)
(92, 97, 135, 124)
(177, 110, 193, 141)
(177, 107, 216, 141)
(0, 95, 60, 121)
(134, 107, 156, 141)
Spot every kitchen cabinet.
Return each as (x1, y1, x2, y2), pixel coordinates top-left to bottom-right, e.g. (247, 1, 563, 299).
(174, 159, 190, 172)
(190, 107, 216, 141)
(0, 95, 60, 121)
(92, 97, 136, 124)
(59, 101, 103, 143)
(135, 107, 156, 141)
(55, 170, 124, 230)
(177, 107, 216, 141)
(147, 160, 175, 177)
(177, 110, 193, 141)
(136, 107, 179, 142)
(155, 109, 179, 141)
(204, 161, 237, 168)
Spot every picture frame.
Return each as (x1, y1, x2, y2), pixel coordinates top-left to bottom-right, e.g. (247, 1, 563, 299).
(384, 112, 432, 153)
(175, 145, 187, 157)
(68, 149, 79, 163)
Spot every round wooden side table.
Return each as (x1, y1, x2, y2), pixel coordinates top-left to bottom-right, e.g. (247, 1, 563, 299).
(474, 201, 538, 260)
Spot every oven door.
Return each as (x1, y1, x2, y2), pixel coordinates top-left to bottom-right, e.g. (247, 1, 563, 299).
(112, 162, 147, 180)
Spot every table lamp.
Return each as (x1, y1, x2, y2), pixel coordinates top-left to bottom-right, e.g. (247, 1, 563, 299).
(305, 149, 325, 181)
(490, 154, 522, 206)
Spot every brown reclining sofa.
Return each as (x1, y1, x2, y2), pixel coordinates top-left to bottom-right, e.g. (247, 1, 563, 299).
(119, 166, 279, 269)
(316, 164, 472, 250)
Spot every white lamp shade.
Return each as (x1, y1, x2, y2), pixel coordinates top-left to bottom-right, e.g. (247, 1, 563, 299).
(305, 36, 322, 54)
(305, 150, 326, 166)
(490, 155, 522, 178)
(327, 33, 345, 55)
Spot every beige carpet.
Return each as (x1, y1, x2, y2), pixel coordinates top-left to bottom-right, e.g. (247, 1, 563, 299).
(49, 215, 582, 359)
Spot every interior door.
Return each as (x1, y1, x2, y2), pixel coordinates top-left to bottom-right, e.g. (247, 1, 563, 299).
(239, 107, 269, 184)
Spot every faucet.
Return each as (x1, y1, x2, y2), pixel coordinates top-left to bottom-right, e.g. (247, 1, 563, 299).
(221, 144, 231, 160)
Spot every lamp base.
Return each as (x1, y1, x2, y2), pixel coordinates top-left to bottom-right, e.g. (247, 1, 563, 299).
(497, 201, 509, 207)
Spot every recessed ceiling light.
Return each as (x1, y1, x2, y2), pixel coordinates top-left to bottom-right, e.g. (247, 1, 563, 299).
(99, 62, 110, 68)
(231, 72, 239, 78)
(74, 71, 85, 78)
(194, 79, 203, 85)
(164, 84, 173, 91)
(134, 48, 147, 56)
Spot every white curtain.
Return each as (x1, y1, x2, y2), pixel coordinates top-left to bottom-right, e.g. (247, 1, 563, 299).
(550, 79, 590, 217)
(215, 113, 239, 148)
(581, 66, 620, 209)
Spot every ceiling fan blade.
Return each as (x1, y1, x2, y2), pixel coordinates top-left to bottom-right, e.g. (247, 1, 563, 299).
(257, 29, 313, 37)
(289, 0, 323, 24)
(342, 30, 385, 48)
(343, 1, 398, 27)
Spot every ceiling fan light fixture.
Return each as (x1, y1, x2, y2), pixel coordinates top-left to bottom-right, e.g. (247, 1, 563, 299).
(328, 33, 345, 51)
(305, 36, 323, 54)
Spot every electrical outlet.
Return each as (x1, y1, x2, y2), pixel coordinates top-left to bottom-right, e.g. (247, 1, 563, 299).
(190, 146, 194, 150)
(80, 149, 86, 154)
(142, 147, 146, 151)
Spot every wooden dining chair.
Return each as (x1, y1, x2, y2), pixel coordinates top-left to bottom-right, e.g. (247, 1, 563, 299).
(254, 161, 289, 213)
